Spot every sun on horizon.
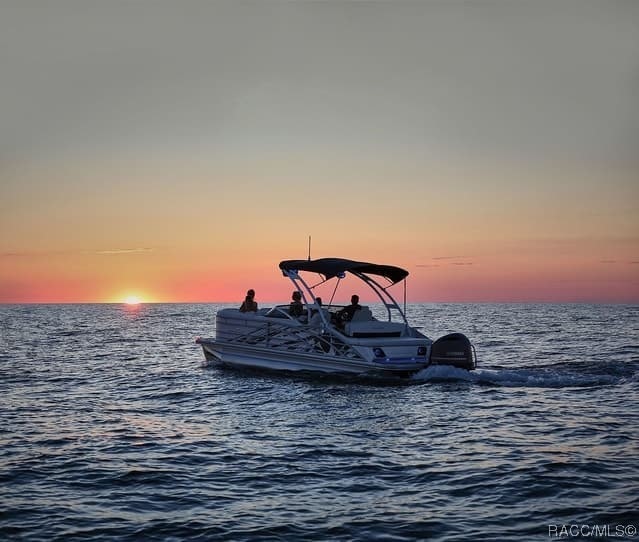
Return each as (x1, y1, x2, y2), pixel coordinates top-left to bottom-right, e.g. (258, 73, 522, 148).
(113, 289, 156, 305)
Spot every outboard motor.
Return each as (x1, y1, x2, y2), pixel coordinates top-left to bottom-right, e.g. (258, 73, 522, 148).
(429, 333, 476, 371)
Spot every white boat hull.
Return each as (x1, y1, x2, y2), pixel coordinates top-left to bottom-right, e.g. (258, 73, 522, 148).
(197, 338, 429, 376)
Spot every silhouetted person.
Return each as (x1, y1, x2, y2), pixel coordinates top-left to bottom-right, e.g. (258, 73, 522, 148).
(337, 294, 361, 323)
(289, 290, 304, 317)
(239, 289, 258, 312)
(309, 297, 325, 327)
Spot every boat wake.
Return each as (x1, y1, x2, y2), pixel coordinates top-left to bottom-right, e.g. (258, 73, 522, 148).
(411, 364, 627, 388)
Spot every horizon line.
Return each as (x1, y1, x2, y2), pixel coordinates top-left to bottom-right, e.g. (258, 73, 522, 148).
(1, 300, 637, 306)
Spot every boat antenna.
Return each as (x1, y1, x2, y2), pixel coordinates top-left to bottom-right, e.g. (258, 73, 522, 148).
(307, 235, 312, 261)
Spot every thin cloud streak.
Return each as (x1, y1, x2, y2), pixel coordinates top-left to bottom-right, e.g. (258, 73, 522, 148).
(416, 257, 474, 268)
(1, 250, 70, 258)
(94, 248, 153, 255)
(1, 248, 155, 258)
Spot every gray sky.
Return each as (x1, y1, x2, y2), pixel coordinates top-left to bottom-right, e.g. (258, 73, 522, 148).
(1, 0, 638, 170)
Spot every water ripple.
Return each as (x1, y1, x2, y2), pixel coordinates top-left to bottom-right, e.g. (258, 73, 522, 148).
(1, 303, 637, 541)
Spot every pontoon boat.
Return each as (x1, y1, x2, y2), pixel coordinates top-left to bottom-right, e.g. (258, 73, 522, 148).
(196, 258, 476, 377)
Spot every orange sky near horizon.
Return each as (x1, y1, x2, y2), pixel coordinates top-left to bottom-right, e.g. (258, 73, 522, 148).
(1, 184, 637, 304)
(1, 2, 638, 304)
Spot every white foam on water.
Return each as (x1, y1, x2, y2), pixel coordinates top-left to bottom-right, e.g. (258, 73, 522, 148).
(411, 364, 476, 382)
(411, 364, 619, 388)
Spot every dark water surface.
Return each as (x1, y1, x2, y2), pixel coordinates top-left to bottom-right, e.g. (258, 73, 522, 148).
(1, 303, 638, 541)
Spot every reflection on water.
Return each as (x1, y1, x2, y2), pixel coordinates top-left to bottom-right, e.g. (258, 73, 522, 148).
(0, 303, 637, 541)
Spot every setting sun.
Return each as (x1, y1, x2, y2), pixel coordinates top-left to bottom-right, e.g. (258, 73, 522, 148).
(110, 289, 156, 304)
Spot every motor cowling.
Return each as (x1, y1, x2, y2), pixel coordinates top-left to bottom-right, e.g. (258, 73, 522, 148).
(429, 333, 476, 371)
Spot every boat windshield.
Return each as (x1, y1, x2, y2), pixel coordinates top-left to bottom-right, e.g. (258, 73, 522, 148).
(279, 261, 408, 325)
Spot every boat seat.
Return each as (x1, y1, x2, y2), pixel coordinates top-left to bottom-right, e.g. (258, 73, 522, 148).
(344, 320, 405, 338)
(350, 307, 373, 322)
(309, 308, 330, 327)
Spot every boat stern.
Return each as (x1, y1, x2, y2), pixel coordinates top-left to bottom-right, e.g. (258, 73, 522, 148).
(351, 340, 431, 375)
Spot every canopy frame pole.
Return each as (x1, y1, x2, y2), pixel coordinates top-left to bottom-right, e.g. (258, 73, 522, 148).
(403, 278, 407, 321)
(328, 277, 341, 308)
(282, 269, 332, 328)
(351, 272, 408, 324)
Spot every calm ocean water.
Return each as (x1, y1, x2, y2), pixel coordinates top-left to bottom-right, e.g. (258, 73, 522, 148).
(1, 303, 638, 541)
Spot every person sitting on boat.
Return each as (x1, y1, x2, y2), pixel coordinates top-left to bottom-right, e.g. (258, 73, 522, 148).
(337, 294, 361, 323)
(239, 289, 258, 312)
(311, 297, 323, 315)
(309, 297, 327, 327)
(289, 290, 304, 317)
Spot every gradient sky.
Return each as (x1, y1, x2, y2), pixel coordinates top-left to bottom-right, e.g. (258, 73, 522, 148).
(1, 0, 638, 303)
